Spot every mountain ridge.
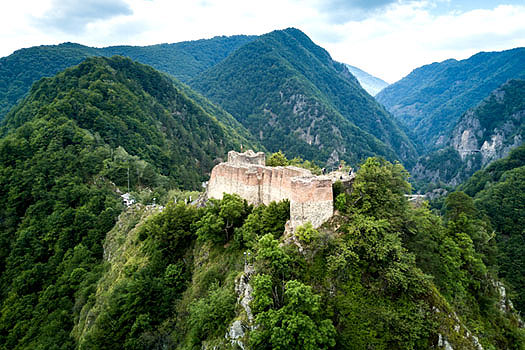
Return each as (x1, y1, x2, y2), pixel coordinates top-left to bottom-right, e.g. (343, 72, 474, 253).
(376, 47, 525, 151)
(411, 79, 524, 187)
(190, 28, 417, 166)
(0, 35, 256, 120)
(344, 63, 389, 96)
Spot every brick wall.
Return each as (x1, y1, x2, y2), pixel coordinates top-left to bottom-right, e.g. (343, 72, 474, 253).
(207, 151, 334, 229)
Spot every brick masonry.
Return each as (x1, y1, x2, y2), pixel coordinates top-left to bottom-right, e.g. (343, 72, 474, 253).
(207, 150, 334, 230)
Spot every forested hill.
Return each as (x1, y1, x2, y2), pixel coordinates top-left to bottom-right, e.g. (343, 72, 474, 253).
(458, 144, 525, 313)
(0, 35, 255, 119)
(376, 47, 525, 151)
(1, 55, 255, 189)
(0, 55, 261, 348)
(412, 79, 525, 187)
(190, 28, 417, 166)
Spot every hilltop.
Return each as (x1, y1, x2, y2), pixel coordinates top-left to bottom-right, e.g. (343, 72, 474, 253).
(0, 35, 256, 120)
(191, 28, 417, 166)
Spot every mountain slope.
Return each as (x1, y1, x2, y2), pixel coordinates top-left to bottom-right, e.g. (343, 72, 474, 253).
(376, 48, 525, 151)
(191, 28, 417, 166)
(412, 79, 525, 186)
(0, 55, 262, 349)
(0, 35, 256, 120)
(71, 158, 524, 349)
(101, 35, 256, 83)
(2, 56, 258, 188)
(458, 144, 525, 312)
(344, 63, 389, 96)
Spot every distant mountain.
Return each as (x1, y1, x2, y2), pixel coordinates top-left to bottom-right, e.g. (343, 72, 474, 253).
(0, 35, 256, 119)
(190, 28, 417, 166)
(412, 79, 524, 187)
(376, 48, 525, 151)
(344, 64, 389, 96)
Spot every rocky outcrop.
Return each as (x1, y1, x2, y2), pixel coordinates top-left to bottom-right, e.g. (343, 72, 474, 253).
(208, 150, 334, 230)
(412, 79, 525, 187)
(450, 109, 523, 167)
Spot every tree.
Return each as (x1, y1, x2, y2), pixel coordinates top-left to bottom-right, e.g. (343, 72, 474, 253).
(250, 279, 335, 350)
(349, 157, 411, 229)
(266, 151, 289, 167)
(444, 191, 477, 222)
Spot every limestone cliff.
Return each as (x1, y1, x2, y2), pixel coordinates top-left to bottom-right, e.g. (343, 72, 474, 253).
(412, 79, 525, 187)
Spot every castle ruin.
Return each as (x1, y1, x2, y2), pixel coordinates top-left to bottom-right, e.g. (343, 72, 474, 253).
(207, 150, 335, 230)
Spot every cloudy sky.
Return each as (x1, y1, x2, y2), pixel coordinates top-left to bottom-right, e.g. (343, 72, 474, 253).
(1, 0, 524, 82)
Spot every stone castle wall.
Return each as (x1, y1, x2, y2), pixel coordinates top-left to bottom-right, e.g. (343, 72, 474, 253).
(227, 150, 266, 166)
(207, 151, 333, 230)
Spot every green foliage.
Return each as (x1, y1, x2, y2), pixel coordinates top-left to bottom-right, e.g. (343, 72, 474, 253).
(412, 79, 525, 186)
(266, 150, 289, 166)
(377, 48, 525, 151)
(250, 280, 336, 350)
(460, 143, 525, 197)
(191, 28, 417, 166)
(295, 222, 319, 244)
(0, 55, 258, 349)
(0, 36, 256, 120)
(3, 56, 247, 190)
(234, 200, 290, 248)
(457, 145, 525, 313)
(349, 157, 411, 228)
(194, 194, 251, 243)
(444, 191, 477, 221)
(256, 234, 291, 276)
(334, 193, 347, 212)
(188, 283, 236, 345)
(0, 115, 122, 349)
(266, 150, 322, 174)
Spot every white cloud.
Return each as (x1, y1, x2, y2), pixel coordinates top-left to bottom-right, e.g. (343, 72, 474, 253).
(321, 3, 525, 82)
(1, 0, 524, 83)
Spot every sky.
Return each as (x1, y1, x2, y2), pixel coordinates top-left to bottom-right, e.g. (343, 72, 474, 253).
(1, 0, 525, 82)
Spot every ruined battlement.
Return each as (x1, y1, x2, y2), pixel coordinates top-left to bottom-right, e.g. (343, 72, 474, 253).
(227, 150, 266, 166)
(207, 150, 334, 230)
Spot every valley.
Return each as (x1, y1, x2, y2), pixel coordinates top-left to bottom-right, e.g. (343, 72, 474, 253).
(0, 24, 523, 350)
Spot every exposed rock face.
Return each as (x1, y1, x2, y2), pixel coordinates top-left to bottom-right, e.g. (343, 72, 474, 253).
(208, 150, 334, 229)
(450, 109, 524, 166)
(411, 79, 525, 187)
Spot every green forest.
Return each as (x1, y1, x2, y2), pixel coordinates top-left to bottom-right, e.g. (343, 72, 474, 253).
(411, 79, 525, 187)
(3, 151, 523, 348)
(190, 28, 417, 166)
(0, 27, 524, 350)
(376, 47, 525, 151)
(0, 36, 255, 120)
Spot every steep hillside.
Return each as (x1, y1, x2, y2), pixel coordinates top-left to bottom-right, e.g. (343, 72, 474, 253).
(191, 28, 417, 166)
(0, 35, 255, 119)
(412, 79, 524, 186)
(64, 159, 525, 348)
(0, 43, 96, 118)
(2, 56, 257, 188)
(458, 144, 525, 313)
(344, 63, 389, 96)
(0, 56, 263, 348)
(376, 48, 525, 150)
